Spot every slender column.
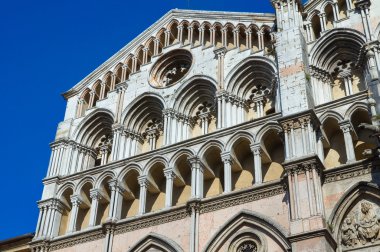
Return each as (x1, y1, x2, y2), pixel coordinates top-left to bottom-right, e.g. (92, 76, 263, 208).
(251, 144, 262, 184)
(142, 47, 149, 64)
(188, 157, 203, 198)
(67, 195, 83, 233)
(153, 38, 160, 56)
(188, 26, 194, 46)
(76, 98, 84, 118)
(100, 82, 106, 100)
(319, 13, 326, 32)
(217, 95, 222, 129)
(233, 28, 239, 48)
(214, 47, 227, 90)
(164, 30, 171, 47)
(258, 31, 264, 50)
(199, 27, 205, 46)
(178, 25, 184, 45)
(333, 3, 340, 21)
(339, 121, 356, 163)
(138, 175, 148, 215)
(210, 28, 215, 46)
(88, 189, 102, 227)
(164, 168, 175, 208)
(221, 27, 227, 47)
(220, 152, 232, 193)
(246, 28, 252, 50)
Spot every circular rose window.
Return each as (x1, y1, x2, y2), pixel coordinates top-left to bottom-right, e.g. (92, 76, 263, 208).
(149, 49, 192, 88)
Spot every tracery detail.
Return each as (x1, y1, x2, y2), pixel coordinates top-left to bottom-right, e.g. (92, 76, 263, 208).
(236, 241, 258, 252)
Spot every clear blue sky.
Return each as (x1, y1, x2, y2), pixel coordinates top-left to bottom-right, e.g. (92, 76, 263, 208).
(0, 0, 274, 240)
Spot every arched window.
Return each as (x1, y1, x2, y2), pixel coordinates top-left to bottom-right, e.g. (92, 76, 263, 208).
(338, 0, 348, 19)
(76, 182, 92, 231)
(172, 154, 192, 206)
(230, 138, 254, 190)
(238, 26, 247, 51)
(120, 170, 140, 218)
(203, 23, 212, 47)
(191, 23, 200, 46)
(58, 187, 73, 236)
(311, 14, 322, 40)
(226, 25, 234, 49)
(214, 24, 223, 48)
(322, 117, 347, 169)
(168, 22, 179, 45)
(202, 146, 224, 198)
(260, 129, 285, 182)
(325, 4, 335, 30)
(146, 162, 166, 213)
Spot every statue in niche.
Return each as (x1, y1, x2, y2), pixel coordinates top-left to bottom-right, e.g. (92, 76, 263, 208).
(340, 201, 380, 247)
(357, 202, 380, 244)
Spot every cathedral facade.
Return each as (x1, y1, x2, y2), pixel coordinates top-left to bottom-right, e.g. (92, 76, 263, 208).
(30, 0, 380, 251)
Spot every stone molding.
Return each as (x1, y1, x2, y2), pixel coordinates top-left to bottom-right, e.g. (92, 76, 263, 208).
(199, 180, 285, 214)
(49, 229, 105, 251)
(324, 159, 380, 183)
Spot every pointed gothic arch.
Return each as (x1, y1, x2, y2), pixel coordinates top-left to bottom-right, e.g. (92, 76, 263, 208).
(128, 233, 184, 252)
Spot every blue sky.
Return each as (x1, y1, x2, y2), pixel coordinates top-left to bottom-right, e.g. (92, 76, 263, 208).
(0, 0, 274, 240)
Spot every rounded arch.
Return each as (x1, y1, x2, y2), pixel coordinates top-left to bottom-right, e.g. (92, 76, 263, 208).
(172, 76, 217, 115)
(169, 148, 196, 167)
(74, 176, 96, 194)
(56, 182, 75, 199)
(310, 28, 366, 70)
(225, 56, 277, 96)
(321, 0, 335, 10)
(328, 182, 380, 240)
(73, 108, 115, 147)
(128, 232, 184, 252)
(254, 121, 282, 144)
(197, 139, 225, 158)
(344, 102, 369, 120)
(94, 170, 116, 189)
(143, 156, 169, 176)
(225, 130, 255, 152)
(307, 9, 321, 22)
(121, 92, 165, 131)
(202, 210, 290, 252)
(167, 19, 179, 30)
(117, 163, 143, 181)
(319, 110, 344, 125)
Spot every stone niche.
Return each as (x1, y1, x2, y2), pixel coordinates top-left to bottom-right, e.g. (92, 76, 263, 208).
(339, 199, 380, 251)
(149, 49, 192, 88)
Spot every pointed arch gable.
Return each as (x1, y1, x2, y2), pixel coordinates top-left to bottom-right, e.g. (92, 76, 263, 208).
(128, 232, 184, 252)
(328, 182, 380, 240)
(225, 130, 255, 152)
(202, 210, 290, 252)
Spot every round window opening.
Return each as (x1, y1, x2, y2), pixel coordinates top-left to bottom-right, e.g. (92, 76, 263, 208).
(236, 241, 257, 252)
(149, 49, 192, 88)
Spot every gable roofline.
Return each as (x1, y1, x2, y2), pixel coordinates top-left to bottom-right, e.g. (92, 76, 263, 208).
(61, 9, 275, 100)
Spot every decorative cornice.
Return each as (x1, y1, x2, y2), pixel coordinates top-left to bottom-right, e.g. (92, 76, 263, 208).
(49, 229, 105, 251)
(324, 159, 380, 183)
(199, 180, 285, 214)
(114, 206, 188, 235)
(283, 155, 324, 175)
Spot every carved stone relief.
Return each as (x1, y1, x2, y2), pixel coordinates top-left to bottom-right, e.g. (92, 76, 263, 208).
(340, 201, 380, 249)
